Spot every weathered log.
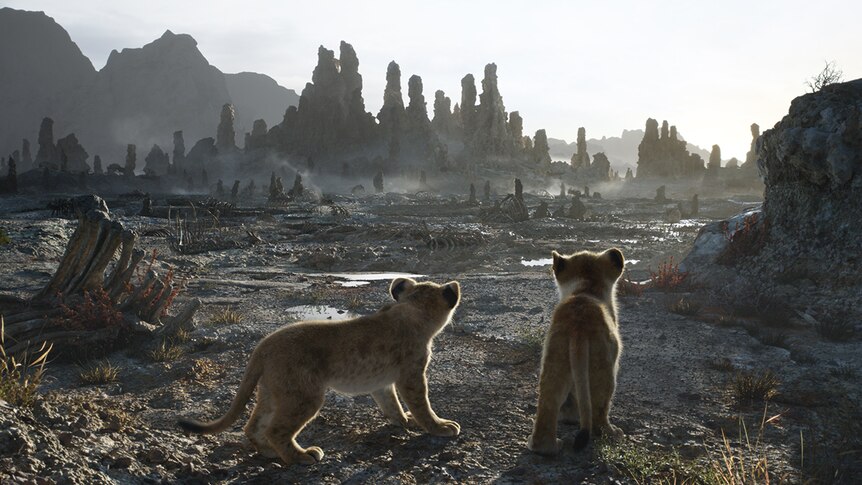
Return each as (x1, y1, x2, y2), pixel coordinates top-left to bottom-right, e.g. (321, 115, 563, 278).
(157, 299, 201, 336)
(2, 308, 61, 325)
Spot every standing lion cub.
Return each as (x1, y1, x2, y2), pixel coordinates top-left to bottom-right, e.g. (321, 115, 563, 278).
(528, 248, 625, 454)
(178, 277, 462, 466)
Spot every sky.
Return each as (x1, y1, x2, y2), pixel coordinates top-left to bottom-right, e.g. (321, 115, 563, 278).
(7, 0, 861, 159)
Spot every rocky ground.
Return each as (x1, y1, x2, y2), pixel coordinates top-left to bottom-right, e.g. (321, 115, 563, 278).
(1, 188, 859, 484)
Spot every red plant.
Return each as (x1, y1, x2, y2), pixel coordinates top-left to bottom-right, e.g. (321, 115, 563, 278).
(648, 256, 689, 290)
(55, 288, 124, 331)
(718, 213, 768, 264)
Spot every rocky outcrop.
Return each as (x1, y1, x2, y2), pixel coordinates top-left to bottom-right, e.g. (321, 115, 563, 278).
(125, 144, 136, 176)
(683, 78, 862, 321)
(245, 119, 268, 152)
(56, 134, 89, 173)
(224, 72, 299, 135)
(21, 139, 32, 171)
(637, 118, 704, 178)
(586, 152, 612, 181)
(143, 144, 170, 175)
(35, 118, 58, 168)
(508, 112, 525, 154)
(172, 131, 186, 172)
(432, 90, 454, 136)
(378, 61, 406, 138)
(531, 129, 552, 172)
(185, 137, 217, 176)
(743, 123, 760, 169)
(459, 74, 478, 141)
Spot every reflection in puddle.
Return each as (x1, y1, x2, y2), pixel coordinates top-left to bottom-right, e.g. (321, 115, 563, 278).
(325, 272, 426, 287)
(285, 305, 356, 321)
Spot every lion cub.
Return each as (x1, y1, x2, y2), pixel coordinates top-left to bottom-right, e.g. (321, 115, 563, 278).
(178, 277, 462, 465)
(528, 248, 625, 454)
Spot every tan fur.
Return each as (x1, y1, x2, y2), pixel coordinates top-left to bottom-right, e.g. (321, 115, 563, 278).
(178, 278, 462, 466)
(528, 248, 625, 454)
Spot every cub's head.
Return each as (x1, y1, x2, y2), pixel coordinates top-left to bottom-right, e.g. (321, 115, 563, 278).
(389, 277, 461, 316)
(551, 248, 624, 299)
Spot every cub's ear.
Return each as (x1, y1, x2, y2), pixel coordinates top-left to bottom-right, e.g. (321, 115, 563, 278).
(552, 250, 566, 274)
(605, 248, 625, 271)
(442, 281, 460, 309)
(390, 277, 416, 301)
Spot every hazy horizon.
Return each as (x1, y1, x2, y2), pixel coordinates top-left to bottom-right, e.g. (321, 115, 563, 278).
(6, 0, 860, 161)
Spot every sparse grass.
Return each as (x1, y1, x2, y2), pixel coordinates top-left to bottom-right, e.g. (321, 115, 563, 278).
(708, 409, 783, 484)
(346, 294, 364, 310)
(308, 288, 327, 305)
(815, 319, 856, 342)
(208, 307, 243, 325)
(173, 327, 191, 343)
(1, 316, 52, 407)
(0, 228, 10, 245)
(648, 256, 689, 291)
(516, 325, 545, 354)
(670, 298, 702, 316)
(715, 315, 742, 328)
(595, 437, 716, 484)
(731, 370, 779, 406)
(99, 407, 137, 433)
(149, 339, 184, 362)
(78, 360, 121, 385)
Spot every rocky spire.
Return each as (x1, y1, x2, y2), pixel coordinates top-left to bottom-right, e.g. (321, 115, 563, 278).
(35, 117, 57, 166)
(173, 130, 186, 171)
(6, 156, 17, 194)
(743, 122, 760, 169)
(432, 90, 454, 135)
(217, 103, 237, 152)
(660, 120, 670, 140)
(125, 144, 136, 176)
(708, 144, 721, 169)
(378, 61, 405, 135)
(572, 127, 590, 170)
(406, 74, 430, 129)
(508, 111, 524, 152)
(246, 119, 268, 151)
(459, 74, 477, 140)
(472, 63, 511, 157)
(531, 129, 551, 172)
(340, 41, 363, 115)
(93, 155, 103, 175)
(22, 139, 32, 171)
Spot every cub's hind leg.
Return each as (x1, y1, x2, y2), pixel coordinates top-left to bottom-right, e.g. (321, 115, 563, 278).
(590, 365, 623, 441)
(264, 389, 326, 465)
(372, 384, 414, 428)
(528, 339, 570, 455)
(244, 384, 277, 458)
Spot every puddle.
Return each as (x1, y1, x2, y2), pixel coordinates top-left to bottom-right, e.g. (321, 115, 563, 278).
(324, 272, 426, 287)
(285, 305, 356, 321)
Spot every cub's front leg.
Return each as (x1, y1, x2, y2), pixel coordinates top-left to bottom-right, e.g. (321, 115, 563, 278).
(396, 365, 460, 437)
(371, 384, 415, 428)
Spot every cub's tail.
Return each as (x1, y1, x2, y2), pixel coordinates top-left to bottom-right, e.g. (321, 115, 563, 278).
(178, 352, 262, 434)
(570, 334, 592, 450)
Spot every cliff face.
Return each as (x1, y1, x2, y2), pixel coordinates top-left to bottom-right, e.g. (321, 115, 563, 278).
(0, 8, 96, 169)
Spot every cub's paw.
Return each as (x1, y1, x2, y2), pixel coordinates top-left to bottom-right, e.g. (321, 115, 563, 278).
(403, 411, 419, 428)
(429, 419, 461, 437)
(296, 446, 324, 465)
(527, 435, 563, 456)
(602, 423, 624, 441)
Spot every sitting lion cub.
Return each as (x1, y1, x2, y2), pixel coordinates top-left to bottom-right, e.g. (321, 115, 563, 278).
(178, 277, 462, 465)
(528, 248, 625, 454)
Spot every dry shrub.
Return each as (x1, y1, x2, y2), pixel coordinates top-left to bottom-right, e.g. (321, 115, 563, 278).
(209, 307, 243, 325)
(190, 357, 226, 382)
(1, 316, 52, 407)
(669, 298, 702, 316)
(617, 273, 644, 298)
(709, 409, 784, 484)
(150, 339, 184, 362)
(648, 256, 688, 290)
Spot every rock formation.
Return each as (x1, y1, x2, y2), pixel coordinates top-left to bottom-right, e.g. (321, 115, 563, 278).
(378, 61, 406, 139)
(459, 74, 478, 140)
(373, 170, 384, 193)
(625, 167, 634, 180)
(432, 90, 454, 136)
(35, 117, 57, 167)
(531, 130, 552, 172)
(185, 137, 217, 175)
(56, 133, 89, 172)
(571, 127, 590, 170)
(124, 144, 136, 176)
(245, 119, 268, 152)
(143, 144, 170, 175)
(637, 118, 704, 178)
(224, 71, 299, 135)
(216, 103, 237, 152)
(93, 155, 103, 175)
(5, 156, 17, 193)
(471, 63, 512, 158)
(21, 139, 32, 171)
(587, 152, 612, 181)
(508, 111, 524, 154)
(172, 131, 186, 172)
